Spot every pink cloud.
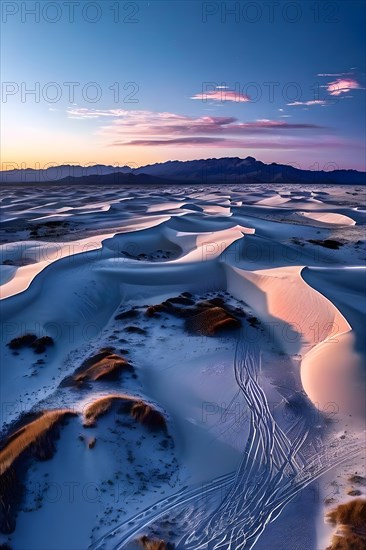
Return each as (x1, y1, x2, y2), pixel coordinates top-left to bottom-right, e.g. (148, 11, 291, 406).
(115, 137, 224, 146)
(190, 90, 250, 102)
(66, 108, 334, 151)
(326, 78, 361, 96)
(287, 100, 327, 106)
(317, 73, 350, 77)
(111, 137, 346, 149)
(67, 109, 322, 133)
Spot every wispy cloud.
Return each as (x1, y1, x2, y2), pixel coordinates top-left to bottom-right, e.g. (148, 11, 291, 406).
(326, 77, 362, 96)
(287, 100, 327, 106)
(317, 72, 351, 77)
(190, 89, 250, 102)
(111, 137, 347, 149)
(66, 108, 336, 150)
(67, 108, 139, 119)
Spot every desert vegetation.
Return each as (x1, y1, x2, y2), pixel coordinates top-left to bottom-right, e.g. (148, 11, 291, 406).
(0, 410, 76, 476)
(124, 326, 147, 335)
(138, 534, 175, 549)
(0, 410, 76, 533)
(308, 239, 344, 250)
(63, 349, 133, 386)
(326, 498, 366, 549)
(348, 474, 366, 486)
(115, 308, 140, 320)
(185, 306, 241, 336)
(145, 293, 242, 336)
(7, 334, 54, 354)
(27, 220, 73, 239)
(83, 395, 167, 431)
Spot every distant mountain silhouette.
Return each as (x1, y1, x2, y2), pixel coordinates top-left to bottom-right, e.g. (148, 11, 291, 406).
(1, 157, 364, 185)
(0, 164, 132, 184)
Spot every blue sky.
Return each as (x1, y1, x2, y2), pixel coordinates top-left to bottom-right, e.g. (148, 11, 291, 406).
(1, 0, 365, 169)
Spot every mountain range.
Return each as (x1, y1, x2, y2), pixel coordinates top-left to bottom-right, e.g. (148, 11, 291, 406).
(1, 157, 365, 185)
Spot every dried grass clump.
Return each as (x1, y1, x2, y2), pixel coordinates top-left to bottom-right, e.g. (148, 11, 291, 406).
(88, 437, 96, 449)
(166, 296, 195, 306)
(308, 239, 343, 250)
(124, 326, 147, 335)
(61, 349, 133, 387)
(130, 401, 167, 431)
(138, 535, 175, 549)
(326, 498, 366, 549)
(7, 334, 37, 349)
(348, 474, 366, 486)
(73, 353, 133, 384)
(83, 395, 124, 426)
(185, 306, 241, 336)
(83, 395, 166, 431)
(0, 409, 75, 533)
(145, 294, 241, 336)
(7, 334, 54, 354)
(0, 410, 76, 476)
(115, 308, 140, 320)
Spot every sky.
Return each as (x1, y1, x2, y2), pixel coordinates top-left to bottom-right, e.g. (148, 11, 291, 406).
(1, 0, 365, 170)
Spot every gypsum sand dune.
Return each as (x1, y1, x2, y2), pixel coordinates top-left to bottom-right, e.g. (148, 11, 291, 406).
(0, 232, 115, 300)
(0, 394, 168, 536)
(298, 211, 356, 226)
(222, 263, 366, 420)
(0, 188, 364, 548)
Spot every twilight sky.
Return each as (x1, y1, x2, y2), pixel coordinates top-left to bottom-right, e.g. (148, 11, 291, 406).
(1, 0, 365, 170)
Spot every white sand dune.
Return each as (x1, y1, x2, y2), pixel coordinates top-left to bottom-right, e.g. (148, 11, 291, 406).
(0, 183, 364, 550)
(0, 234, 114, 299)
(255, 194, 291, 206)
(297, 210, 356, 226)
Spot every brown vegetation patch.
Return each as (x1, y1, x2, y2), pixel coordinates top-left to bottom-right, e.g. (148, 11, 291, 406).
(74, 353, 132, 384)
(83, 395, 166, 431)
(348, 474, 366, 486)
(130, 402, 167, 431)
(27, 220, 73, 240)
(7, 334, 54, 354)
(308, 239, 344, 250)
(115, 308, 140, 321)
(185, 306, 241, 336)
(145, 294, 242, 336)
(166, 296, 195, 306)
(326, 498, 366, 549)
(0, 410, 76, 533)
(124, 326, 147, 335)
(138, 535, 175, 549)
(83, 395, 123, 426)
(0, 410, 76, 476)
(88, 437, 96, 449)
(61, 349, 133, 387)
(347, 489, 362, 496)
(7, 334, 37, 349)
